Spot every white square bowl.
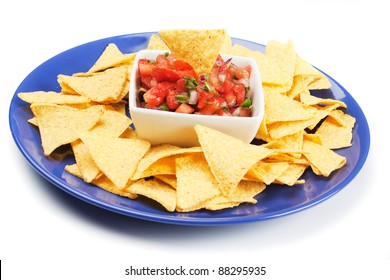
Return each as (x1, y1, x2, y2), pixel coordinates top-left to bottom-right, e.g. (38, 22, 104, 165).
(129, 49, 264, 147)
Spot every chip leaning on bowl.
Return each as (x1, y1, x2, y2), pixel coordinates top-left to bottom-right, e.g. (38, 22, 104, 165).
(17, 29, 355, 213)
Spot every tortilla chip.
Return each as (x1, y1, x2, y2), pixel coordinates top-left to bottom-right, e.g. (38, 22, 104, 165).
(89, 109, 131, 138)
(302, 139, 346, 177)
(274, 163, 307, 186)
(159, 29, 227, 75)
(262, 40, 296, 91)
(57, 65, 128, 103)
(89, 43, 135, 73)
(175, 153, 220, 212)
(80, 132, 150, 189)
(30, 104, 105, 155)
(18, 91, 91, 104)
(299, 89, 346, 108)
(205, 180, 266, 211)
(195, 125, 272, 195)
(65, 163, 137, 199)
(132, 144, 202, 180)
(248, 161, 290, 185)
(264, 90, 317, 124)
(147, 34, 170, 50)
(127, 178, 176, 212)
(71, 139, 101, 183)
(315, 110, 356, 149)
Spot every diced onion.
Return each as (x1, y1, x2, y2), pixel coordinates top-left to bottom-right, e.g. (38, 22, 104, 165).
(239, 78, 249, 88)
(188, 90, 198, 105)
(218, 73, 226, 83)
(232, 107, 241, 116)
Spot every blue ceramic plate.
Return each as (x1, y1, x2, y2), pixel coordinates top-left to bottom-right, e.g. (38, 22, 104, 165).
(9, 32, 370, 226)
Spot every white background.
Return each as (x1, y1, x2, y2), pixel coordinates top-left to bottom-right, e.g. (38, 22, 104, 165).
(1, 0, 389, 279)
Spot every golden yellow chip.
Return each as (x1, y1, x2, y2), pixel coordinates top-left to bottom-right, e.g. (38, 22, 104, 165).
(127, 178, 176, 212)
(264, 90, 317, 124)
(315, 110, 355, 149)
(299, 89, 346, 108)
(71, 139, 101, 183)
(205, 180, 266, 211)
(137, 156, 181, 180)
(57, 65, 128, 103)
(18, 91, 91, 104)
(89, 109, 131, 138)
(132, 144, 202, 180)
(274, 163, 307, 186)
(80, 132, 150, 189)
(195, 125, 272, 195)
(31, 104, 105, 155)
(89, 43, 135, 73)
(267, 109, 328, 139)
(146, 34, 169, 50)
(175, 153, 220, 212)
(248, 161, 290, 185)
(119, 127, 138, 139)
(154, 174, 177, 189)
(65, 163, 137, 199)
(262, 40, 296, 91)
(302, 139, 346, 177)
(159, 29, 227, 75)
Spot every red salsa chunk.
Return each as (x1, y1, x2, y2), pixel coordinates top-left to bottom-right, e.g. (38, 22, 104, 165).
(136, 53, 253, 116)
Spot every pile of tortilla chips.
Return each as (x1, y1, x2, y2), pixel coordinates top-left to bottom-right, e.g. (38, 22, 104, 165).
(18, 29, 355, 213)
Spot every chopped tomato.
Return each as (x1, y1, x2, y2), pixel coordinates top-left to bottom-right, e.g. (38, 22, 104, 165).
(233, 84, 246, 105)
(152, 67, 180, 82)
(175, 78, 187, 92)
(166, 90, 180, 110)
(175, 103, 194, 114)
(143, 82, 175, 108)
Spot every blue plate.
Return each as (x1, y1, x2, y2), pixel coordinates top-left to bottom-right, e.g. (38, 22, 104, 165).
(9, 32, 370, 226)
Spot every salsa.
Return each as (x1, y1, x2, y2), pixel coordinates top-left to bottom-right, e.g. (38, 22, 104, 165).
(136, 53, 253, 117)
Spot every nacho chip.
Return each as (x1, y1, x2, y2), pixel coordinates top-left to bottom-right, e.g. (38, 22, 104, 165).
(71, 139, 101, 183)
(147, 34, 169, 50)
(315, 110, 356, 149)
(264, 90, 317, 124)
(18, 91, 91, 104)
(175, 153, 220, 212)
(80, 132, 150, 189)
(195, 125, 272, 195)
(65, 163, 137, 199)
(132, 144, 202, 180)
(89, 109, 131, 138)
(127, 178, 176, 212)
(154, 174, 177, 189)
(262, 40, 296, 91)
(88, 43, 135, 73)
(248, 161, 290, 185)
(274, 163, 307, 186)
(57, 65, 128, 103)
(302, 139, 346, 177)
(299, 89, 346, 108)
(205, 180, 266, 211)
(31, 104, 105, 155)
(159, 29, 227, 75)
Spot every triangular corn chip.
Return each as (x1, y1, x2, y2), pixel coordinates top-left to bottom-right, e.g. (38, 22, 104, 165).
(30, 104, 105, 155)
(194, 125, 272, 195)
(80, 132, 150, 189)
(89, 43, 134, 73)
(175, 153, 220, 212)
(57, 65, 128, 102)
(159, 29, 227, 75)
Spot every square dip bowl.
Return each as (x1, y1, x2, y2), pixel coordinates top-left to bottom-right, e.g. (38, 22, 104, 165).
(129, 49, 264, 147)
